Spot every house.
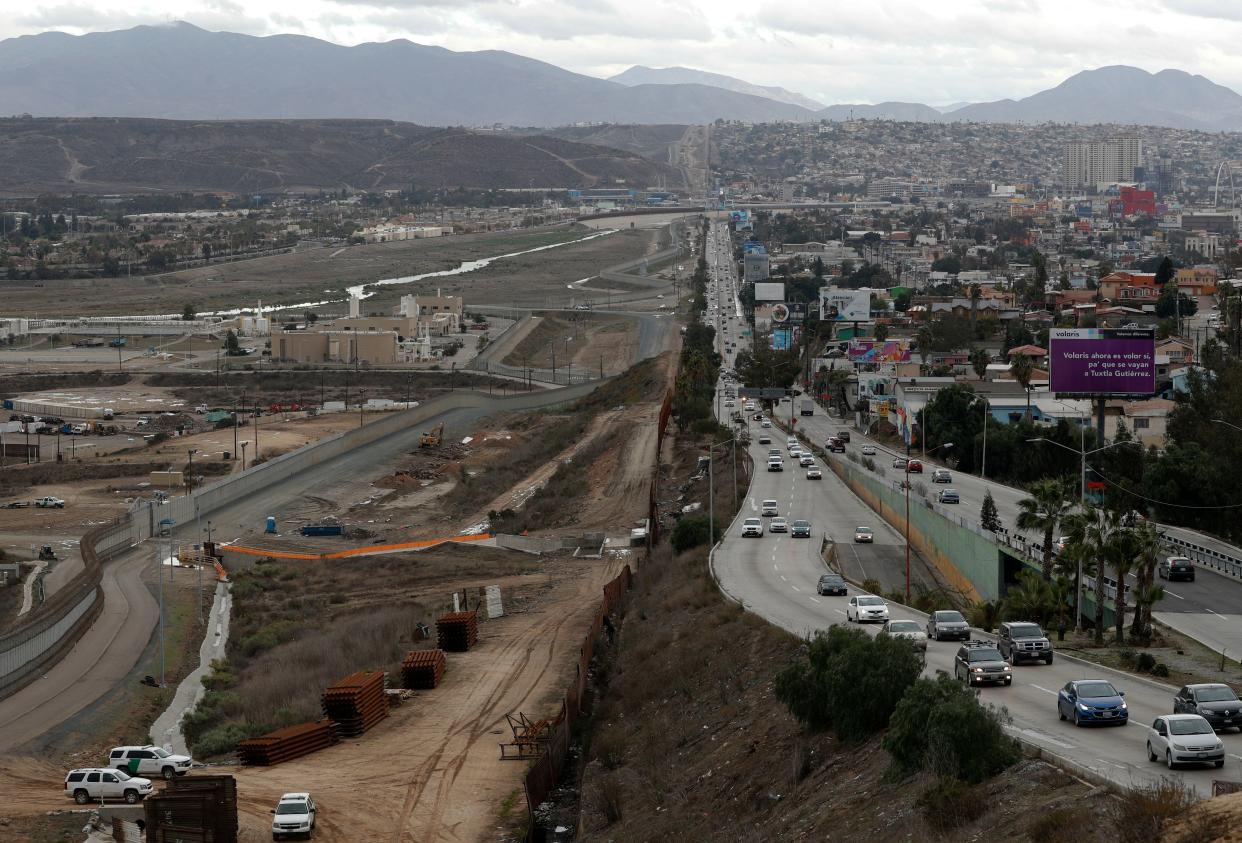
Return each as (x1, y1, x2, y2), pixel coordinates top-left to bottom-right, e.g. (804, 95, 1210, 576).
(1175, 266, 1218, 297)
(1098, 271, 1158, 301)
(1156, 337, 1194, 368)
(1108, 398, 1174, 447)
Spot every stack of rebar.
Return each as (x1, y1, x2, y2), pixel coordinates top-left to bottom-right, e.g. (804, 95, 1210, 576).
(436, 611, 479, 652)
(322, 671, 389, 737)
(401, 649, 447, 689)
(144, 774, 238, 843)
(237, 721, 338, 766)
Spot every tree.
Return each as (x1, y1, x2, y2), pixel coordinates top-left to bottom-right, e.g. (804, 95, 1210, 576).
(1009, 353, 1034, 421)
(1128, 522, 1163, 644)
(182, 303, 196, 321)
(915, 324, 934, 373)
(202, 243, 212, 262)
(873, 323, 890, 342)
(1005, 569, 1055, 625)
(1048, 576, 1075, 641)
(224, 329, 241, 355)
(969, 348, 990, 381)
(1155, 255, 1175, 287)
(305, 311, 319, 324)
(980, 491, 1002, 532)
(1015, 477, 1074, 580)
(734, 344, 800, 390)
(968, 283, 981, 340)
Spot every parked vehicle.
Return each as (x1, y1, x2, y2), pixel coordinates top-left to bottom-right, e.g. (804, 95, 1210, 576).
(741, 518, 764, 538)
(954, 641, 1012, 686)
(35, 496, 65, 508)
(816, 574, 847, 596)
(64, 768, 153, 804)
(846, 595, 889, 623)
(881, 619, 928, 650)
(998, 621, 1053, 665)
(926, 610, 971, 641)
(1147, 715, 1224, 769)
(1058, 680, 1128, 726)
(109, 745, 193, 779)
(1159, 557, 1195, 582)
(272, 792, 317, 840)
(1173, 684, 1242, 731)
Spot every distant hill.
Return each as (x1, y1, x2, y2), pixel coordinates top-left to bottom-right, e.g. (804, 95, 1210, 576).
(0, 22, 814, 127)
(532, 124, 689, 166)
(0, 118, 686, 194)
(817, 102, 946, 122)
(610, 66, 823, 110)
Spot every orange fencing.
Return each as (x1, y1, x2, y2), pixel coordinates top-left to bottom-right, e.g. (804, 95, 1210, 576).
(221, 532, 493, 562)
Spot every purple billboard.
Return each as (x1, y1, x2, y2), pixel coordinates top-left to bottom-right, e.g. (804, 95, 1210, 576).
(1049, 329, 1156, 395)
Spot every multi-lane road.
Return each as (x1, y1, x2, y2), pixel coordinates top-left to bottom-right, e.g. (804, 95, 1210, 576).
(702, 220, 1241, 796)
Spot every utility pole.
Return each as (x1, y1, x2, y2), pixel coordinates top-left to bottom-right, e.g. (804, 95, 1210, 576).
(253, 401, 260, 461)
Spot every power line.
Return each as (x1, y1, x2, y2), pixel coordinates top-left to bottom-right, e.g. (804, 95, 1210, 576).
(1089, 464, 1242, 510)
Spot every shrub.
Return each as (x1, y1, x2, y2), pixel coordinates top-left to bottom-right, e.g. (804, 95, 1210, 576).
(592, 726, 628, 771)
(238, 620, 302, 658)
(774, 625, 922, 741)
(1110, 777, 1197, 843)
(191, 722, 257, 758)
(1152, 662, 1170, 677)
(884, 675, 1020, 783)
(917, 777, 988, 832)
(862, 578, 883, 596)
(596, 773, 624, 825)
(1137, 652, 1156, 673)
(1029, 807, 1091, 843)
(670, 516, 719, 554)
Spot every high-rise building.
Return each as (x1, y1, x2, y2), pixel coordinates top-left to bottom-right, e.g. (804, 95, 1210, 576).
(1064, 138, 1143, 190)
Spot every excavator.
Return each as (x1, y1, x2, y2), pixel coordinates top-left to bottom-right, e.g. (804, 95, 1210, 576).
(419, 423, 444, 448)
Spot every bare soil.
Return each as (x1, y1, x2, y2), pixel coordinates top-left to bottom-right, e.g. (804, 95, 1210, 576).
(502, 312, 638, 371)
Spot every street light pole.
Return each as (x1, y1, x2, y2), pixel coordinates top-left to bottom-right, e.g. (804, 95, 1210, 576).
(970, 396, 989, 478)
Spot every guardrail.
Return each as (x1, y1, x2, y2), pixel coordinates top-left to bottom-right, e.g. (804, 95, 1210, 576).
(1162, 532, 1242, 579)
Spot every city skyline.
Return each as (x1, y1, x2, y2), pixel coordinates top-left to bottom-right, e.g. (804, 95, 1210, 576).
(6, 0, 1242, 108)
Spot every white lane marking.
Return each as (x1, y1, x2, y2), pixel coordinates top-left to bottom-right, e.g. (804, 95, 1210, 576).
(834, 609, 846, 616)
(1229, 754, 1242, 763)
(779, 575, 788, 582)
(1015, 728, 1074, 750)
(791, 585, 801, 592)
(808, 596, 821, 603)
(773, 563, 779, 570)
(1209, 608, 1228, 620)
(1030, 684, 1059, 697)
(1162, 589, 1183, 600)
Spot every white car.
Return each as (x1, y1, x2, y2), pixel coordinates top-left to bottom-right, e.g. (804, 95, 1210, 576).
(854, 526, 874, 543)
(64, 768, 153, 805)
(799, 454, 815, 467)
(861, 445, 876, 456)
(741, 518, 764, 537)
(767, 457, 784, 472)
(806, 467, 822, 480)
(109, 745, 194, 780)
(1147, 714, 1224, 769)
(770, 517, 789, 533)
(761, 499, 780, 517)
(272, 792, 317, 840)
(847, 595, 890, 623)
(882, 619, 928, 650)
(760, 420, 772, 428)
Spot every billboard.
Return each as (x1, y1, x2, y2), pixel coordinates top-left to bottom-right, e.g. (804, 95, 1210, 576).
(819, 287, 871, 322)
(771, 328, 793, 351)
(754, 304, 774, 331)
(755, 282, 785, 301)
(848, 340, 912, 363)
(1048, 328, 1156, 395)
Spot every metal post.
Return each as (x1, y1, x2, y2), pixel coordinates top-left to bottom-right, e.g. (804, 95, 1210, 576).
(905, 461, 911, 602)
(253, 402, 259, 461)
(708, 443, 714, 549)
(732, 438, 738, 508)
(1076, 428, 1086, 632)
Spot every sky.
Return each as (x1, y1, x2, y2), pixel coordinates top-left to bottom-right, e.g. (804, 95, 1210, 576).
(5, 0, 1242, 105)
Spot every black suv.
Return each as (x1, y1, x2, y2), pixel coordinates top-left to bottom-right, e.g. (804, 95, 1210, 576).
(954, 641, 1012, 686)
(998, 621, 1053, 665)
(926, 610, 971, 641)
(837, 430, 851, 443)
(1174, 684, 1242, 731)
(1158, 557, 1195, 582)
(816, 574, 847, 596)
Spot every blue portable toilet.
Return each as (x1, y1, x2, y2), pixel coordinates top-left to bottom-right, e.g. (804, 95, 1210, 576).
(265, 516, 277, 534)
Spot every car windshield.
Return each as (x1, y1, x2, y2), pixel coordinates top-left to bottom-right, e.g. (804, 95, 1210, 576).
(888, 621, 920, 632)
(276, 802, 308, 815)
(1010, 624, 1044, 638)
(744, 519, 760, 526)
(114, 770, 132, 781)
(1195, 687, 1240, 703)
(857, 528, 872, 534)
(1075, 682, 1118, 699)
(857, 597, 884, 606)
(968, 648, 1003, 662)
(793, 521, 809, 528)
(151, 748, 170, 758)
(935, 612, 965, 623)
(1168, 718, 1214, 736)
(820, 576, 843, 584)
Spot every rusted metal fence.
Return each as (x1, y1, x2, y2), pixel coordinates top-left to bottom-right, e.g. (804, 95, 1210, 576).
(648, 388, 674, 545)
(523, 565, 633, 835)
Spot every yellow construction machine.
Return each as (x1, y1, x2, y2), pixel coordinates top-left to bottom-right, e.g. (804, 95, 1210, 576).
(419, 423, 444, 448)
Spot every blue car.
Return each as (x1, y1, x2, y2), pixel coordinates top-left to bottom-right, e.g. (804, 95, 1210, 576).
(1058, 679, 1128, 726)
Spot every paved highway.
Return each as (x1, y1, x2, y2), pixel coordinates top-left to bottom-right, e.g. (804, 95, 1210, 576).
(703, 219, 1240, 797)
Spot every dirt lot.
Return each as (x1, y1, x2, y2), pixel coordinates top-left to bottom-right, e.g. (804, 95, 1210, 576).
(1, 225, 663, 319)
(502, 312, 638, 371)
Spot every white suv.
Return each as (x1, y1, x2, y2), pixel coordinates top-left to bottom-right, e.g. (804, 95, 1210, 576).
(64, 768, 153, 804)
(272, 792, 317, 840)
(109, 745, 193, 779)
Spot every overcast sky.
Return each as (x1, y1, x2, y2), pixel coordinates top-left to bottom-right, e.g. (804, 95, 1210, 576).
(6, 0, 1242, 105)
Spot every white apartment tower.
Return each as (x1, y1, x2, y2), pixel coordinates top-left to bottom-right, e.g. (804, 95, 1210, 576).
(1064, 138, 1143, 190)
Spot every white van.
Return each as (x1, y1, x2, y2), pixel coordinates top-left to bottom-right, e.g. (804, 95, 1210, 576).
(761, 499, 780, 517)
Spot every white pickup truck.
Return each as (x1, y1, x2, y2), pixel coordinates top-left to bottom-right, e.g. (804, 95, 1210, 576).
(35, 496, 65, 508)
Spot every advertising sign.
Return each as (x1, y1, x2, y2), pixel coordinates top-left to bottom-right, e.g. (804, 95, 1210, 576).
(819, 287, 871, 322)
(848, 340, 912, 363)
(1049, 328, 1156, 395)
(754, 304, 774, 331)
(754, 282, 785, 302)
(771, 303, 790, 323)
(771, 328, 793, 350)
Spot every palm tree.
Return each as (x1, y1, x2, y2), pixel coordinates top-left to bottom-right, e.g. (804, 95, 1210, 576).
(1128, 523, 1164, 644)
(1081, 507, 1123, 646)
(969, 283, 981, 341)
(969, 347, 990, 381)
(1049, 576, 1075, 641)
(915, 324, 934, 374)
(1006, 569, 1054, 626)
(1015, 478, 1074, 581)
(1109, 527, 1142, 646)
(1009, 352, 1035, 421)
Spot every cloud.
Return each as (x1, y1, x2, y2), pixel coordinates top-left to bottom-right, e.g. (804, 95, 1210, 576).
(1161, 0, 1242, 21)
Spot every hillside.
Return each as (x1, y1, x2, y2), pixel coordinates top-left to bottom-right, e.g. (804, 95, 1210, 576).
(610, 65, 824, 110)
(531, 124, 690, 166)
(0, 118, 685, 194)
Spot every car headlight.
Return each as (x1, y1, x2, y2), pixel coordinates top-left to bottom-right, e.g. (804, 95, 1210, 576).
(972, 667, 983, 673)
(1120, 701, 1127, 709)
(1002, 665, 1011, 671)
(1078, 703, 1090, 711)
(1172, 743, 1187, 752)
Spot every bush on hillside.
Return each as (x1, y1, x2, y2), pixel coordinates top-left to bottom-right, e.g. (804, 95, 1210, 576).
(670, 516, 719, 554)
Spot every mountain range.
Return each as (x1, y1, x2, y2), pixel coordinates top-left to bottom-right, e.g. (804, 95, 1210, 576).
(3, 24, 1242, 131)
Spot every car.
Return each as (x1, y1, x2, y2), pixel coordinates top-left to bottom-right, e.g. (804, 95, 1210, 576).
(741, 518, 764, 538)
(954, 641, 1012, 686)
(799, 454, 815, 467)
(861, 445, 876, 456)
(997, 621, 1053, 665)
(854, 526, 874, 543)
(136, 416, 151, 427)
(724, 400, 735, 408)
(108, 745, 193, 779)
(847, 595, 889, 623)
(768, 448, 781, 458)
(826, 438, 845, 452)
(1058, 679, 1128, 726)
(770, 517, 789, 533)
(35, 496, 66, 508)
(907, 459, 923, 473)
(926, 610, 971, 641)
(1159, 557, 1195, 582)
(837, 430, 851, 443)
(932, 468, 952, 483)
(787, 438, 799, 449)
(64, 768, 154, 805)
(937, 489, 960, 504)
(816, 574, 848, 596)
(760, 420, 772, 428)
(761, 499, 780, 517)
(272, 792, 317, 840)
(1174, 684, 1242, 731)
(791, 519, 812, 538)
(881, 619, 928, 650)
(767, 458, 783, 472)
(757, 434, 771, 445)
(892, 457, 908, 470)
(789, 444, 803, 457)
(1147, 714, 1225, 769)
(806, 467, 822, 480)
